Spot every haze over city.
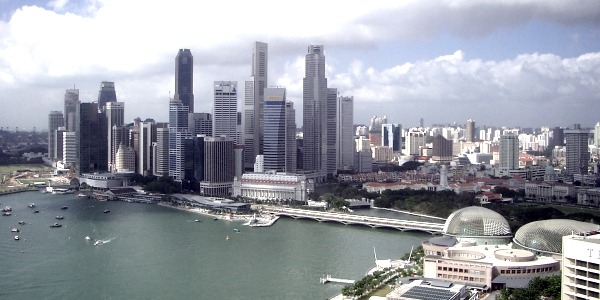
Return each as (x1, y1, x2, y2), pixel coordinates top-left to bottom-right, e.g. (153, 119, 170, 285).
(1, 0, 599, 130)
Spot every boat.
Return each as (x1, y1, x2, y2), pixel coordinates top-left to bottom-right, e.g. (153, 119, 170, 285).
(2, 206, 12, 212)
(28, 203, 36, 208)
(55, 216, 64, 220)
(18, 221, 25, 225)
(85, 236, 91, 241)
(3, 212, 11, 216)
(49, 223, 62, 228)
(61, 206, 68, 210)
(194, 219, 201, 222)
(14, 236, 19, 240)
(77, 193, 88, 198)
(213, 218, 218, 221)
(226, 236, 229, 241)
(234, 228, 240, 233)
(33, 210, 40, 213)
(11, 228, 19, 232)
(94, 240, 104, 246)
(103, 209, 110, 213)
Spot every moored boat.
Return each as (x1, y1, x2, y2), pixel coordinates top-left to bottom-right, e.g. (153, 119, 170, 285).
(50, 223, 62, 228)
(55, 216, 64, 220)
(28, 203, 36, 208)
(14, 236, 19, 240)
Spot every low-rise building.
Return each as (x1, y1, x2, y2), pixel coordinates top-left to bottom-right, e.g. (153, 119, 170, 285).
(231, 171, 313, 202)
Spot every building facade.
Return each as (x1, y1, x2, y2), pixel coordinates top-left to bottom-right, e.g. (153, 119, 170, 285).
(564, 125, 590, 176)
(382, 123, 402, 152)
(213, 81, 238, 144)
(105, 101, 125, 172)
(175, 49, 194, 113)
(562, 234, 600, 299)
(499, 133, 519, 171)
(48, 111, 64, 162)
(64, 88, 79, 132)
(336, 95, 354, 171)
(168, 100, 190, 181)
(201, 136, 235, 196)
(76, 102, 108, 174)
(232, 171, 314, 202)
(97, 81, 117, 111)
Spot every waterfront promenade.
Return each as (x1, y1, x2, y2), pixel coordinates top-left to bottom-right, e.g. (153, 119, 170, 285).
(259, 206, 445, 234)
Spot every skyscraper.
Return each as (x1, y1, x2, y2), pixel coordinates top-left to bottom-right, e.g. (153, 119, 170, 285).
(432, 134, 453, 162)
(302, 45, 328, 181)
(564, 125, 590, 176)
(76, 102, 108, 174)
(213, 81, 238, 143)
(499, 133, 519, 171)
(188, 113, 213, 137)
(97, 81, 117, 111)
(48, 111, 64, 161)
(326, 88, 337, 175)
(382, 124, 402, 152)
(139, 120, 168, 176)
(183, 135, 205, 192)
(175, 49, 194, 113)
(263, 88, 296, 172)
(405, 128, 426, 155)
(169, 100, 190, 181)
(153, 127, 170, 177)
(201, 136, 235, 196)
(242, 42, 268, 170)
(105, 101, 124, 172)
(64, 89, 79, 132)
(466, 119, 475, 142)
(336, 95, 354, 171)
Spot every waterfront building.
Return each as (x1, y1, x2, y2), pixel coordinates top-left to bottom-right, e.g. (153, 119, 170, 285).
(242, 42, 268, 170)
(188, 113, 212, 137)
(564, 125, 590, 176)
(115, 143, 135, 172)
(302, 45, 328, 181)
(382, 123, 402, 153)
(263, 88, 296, 173)
(64, 88, 79, 132)
(562, 233, 600, 299)
(200, 136, 234, 196)
(105, 101, 124, 172)
(97, 81, 117, 111)
(213, 81, 238, 144)
(337, 95, 354, 171)
(153, 127, 170, 176)
(76, 102, 108, 174)
(465, 119, 475, 142)
(422, 206, 561, 291)
(175, 49, 194, 113)
(232, 171, 314, 202)
(48, 111, 64, 162)
(63, 131, 76, 169)
(169, 99, 190, 181)
(183, 135, 205, 192)
(139, 120, 168, 176)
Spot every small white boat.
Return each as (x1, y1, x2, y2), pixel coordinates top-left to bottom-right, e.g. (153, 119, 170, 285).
(194, 219, 201, 222)
(28, 203, 36, 208)
(11, 228, 19, 232)
(55, 216, 64, 220)
(85, 236, 91, 241)
(14, 236, 19, 240)
(234, 228, 240, 233)
(94, 240, 104, 246)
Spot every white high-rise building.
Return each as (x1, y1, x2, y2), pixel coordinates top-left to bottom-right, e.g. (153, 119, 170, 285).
(63, 131, 77, 169)
(302, 45, 328, 181)
(213, 81, 238, 144)
(153, 127, 170, 176)
(242, 42, 268, 170)
(562, 234, 600, 299)
(169, 100, 190, 181)
(326, 88, 337, 175)
(405, 128, 426, 155)
(48, 111, 64, 162)
(115, 144, 135, 172)
(105, 101, 124, 172)
(565, 125, 590, 176)
(336, 95, 354, 171)
(499, 133, 519, 171)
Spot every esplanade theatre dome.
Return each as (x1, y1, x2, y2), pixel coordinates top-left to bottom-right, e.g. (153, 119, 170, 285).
(443, 206, 511, 237)
(514, 219, 600, 255)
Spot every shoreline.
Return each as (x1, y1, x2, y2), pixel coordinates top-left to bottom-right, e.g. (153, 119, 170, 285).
(157, 202, 250, 222)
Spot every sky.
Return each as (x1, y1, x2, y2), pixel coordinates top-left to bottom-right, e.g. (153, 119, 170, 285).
(0, 0, 599, 131)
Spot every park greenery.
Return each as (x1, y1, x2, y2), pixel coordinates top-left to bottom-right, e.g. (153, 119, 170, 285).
(497, 275, 561, 300)
(131, 174, 182, 194)
(371, 188, 478, 218)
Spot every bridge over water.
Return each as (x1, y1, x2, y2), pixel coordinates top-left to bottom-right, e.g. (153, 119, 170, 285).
(260, 207, 445, 234)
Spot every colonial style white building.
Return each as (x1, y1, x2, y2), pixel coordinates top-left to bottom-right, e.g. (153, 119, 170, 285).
(524, 182, 576, 203)
(231, 171, 314, 202)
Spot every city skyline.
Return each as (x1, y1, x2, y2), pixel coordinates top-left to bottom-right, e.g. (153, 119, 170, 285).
(1, 1, 600, 130)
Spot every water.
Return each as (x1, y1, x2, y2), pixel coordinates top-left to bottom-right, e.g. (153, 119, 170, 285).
(0, 191, 430, 300)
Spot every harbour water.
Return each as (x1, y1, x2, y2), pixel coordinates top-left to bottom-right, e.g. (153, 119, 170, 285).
(0, 191, 430, 299)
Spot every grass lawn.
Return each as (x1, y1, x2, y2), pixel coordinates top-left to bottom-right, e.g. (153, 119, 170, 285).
(0, 164, 53, 174)
(539, 204, 600, 218)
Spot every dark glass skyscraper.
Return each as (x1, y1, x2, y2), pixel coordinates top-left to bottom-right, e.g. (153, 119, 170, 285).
(175, 49, 194, 113)
(76, 102, 108, 174)
(97, 81, 117, 111)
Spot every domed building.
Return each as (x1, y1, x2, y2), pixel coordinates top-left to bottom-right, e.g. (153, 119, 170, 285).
(514, 219, 599, 256)
(443, 206, 512, 245)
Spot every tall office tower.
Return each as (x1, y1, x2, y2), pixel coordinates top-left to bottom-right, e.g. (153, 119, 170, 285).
(97, 81, 117, 111)
(326, 88, 337, 175)
(64, 89, 79, 132)
(76, 102, 108, 174)
(263, 88, 296, 172)
(105, 102, 125, 172)
(242, 42, 268, 170)
(466, 119, 475, 142)
(382, 124, 402, 152)
(419, 118, 424, 128)
(201, 136, 235, 196)
(139, 120, 168, 176)
(499, 133, 519, 171)
(213, 81, 238, 143)
(336, 95, 354, 171)
(169, 100, 190, 181)
(54, 127, 67, 161)
(114, 144, 135, 172)
(551, 127, 564, 147)
(188, 113, 213, 137)
(595, 122, 600, 146)
(48, 111, 64, 161)
(405, 128, 426, 155)
(153, 127, 170, 176)
(63, 131, 76, 169)
(302, 45, 328, 180)
(183, 135, 205, 192)
(564, 125, 590, 176)
(432, 134, 453, 161)
(175, 49, 194, 113)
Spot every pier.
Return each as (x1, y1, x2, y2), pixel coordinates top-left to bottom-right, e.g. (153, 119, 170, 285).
(260, 207, 445, 234)
(320, 275, 355, 285)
